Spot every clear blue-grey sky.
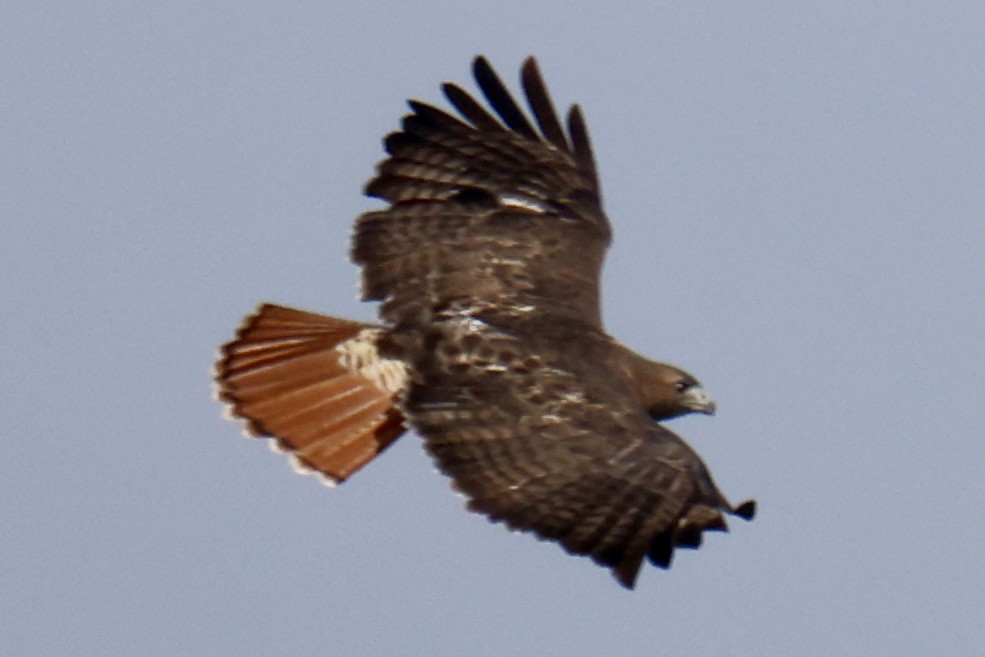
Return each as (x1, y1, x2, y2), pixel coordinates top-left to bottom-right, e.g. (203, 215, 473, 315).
(4, 3, 983, 656)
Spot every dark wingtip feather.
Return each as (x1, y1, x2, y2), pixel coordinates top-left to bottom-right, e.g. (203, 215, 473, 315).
(363, 175, 389, 200)
(520, 56, 569, 152)
(472, 56, 539, 139)
(442, 82, 502, 130)
(406, 99, 469, 130)
(674, 527, 704, 549)
(646, 528, 675, 569)
(381, 131, 415, 156)
(611, 558, 643, 589)
(734, 499, 757, 520)
(567, 105, 598, 184)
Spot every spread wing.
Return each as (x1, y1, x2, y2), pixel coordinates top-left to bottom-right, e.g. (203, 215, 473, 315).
(353, 56, 609, 330)
(399, 318, 753, 588)
(351, 57, 753, 587)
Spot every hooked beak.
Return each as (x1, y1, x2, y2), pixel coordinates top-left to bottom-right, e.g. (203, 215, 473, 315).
(681, 385, 716, 416)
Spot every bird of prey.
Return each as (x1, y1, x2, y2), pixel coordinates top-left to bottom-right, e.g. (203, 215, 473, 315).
(215, 56, 755, 589)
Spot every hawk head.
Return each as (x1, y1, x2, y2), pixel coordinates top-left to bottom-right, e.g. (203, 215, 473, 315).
(628, 357, 716, 421)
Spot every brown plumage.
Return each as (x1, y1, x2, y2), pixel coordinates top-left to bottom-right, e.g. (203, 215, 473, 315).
(215, 56, 755, 588)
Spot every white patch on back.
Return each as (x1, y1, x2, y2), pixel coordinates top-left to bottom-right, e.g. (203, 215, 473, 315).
(337, 329, 408, 395)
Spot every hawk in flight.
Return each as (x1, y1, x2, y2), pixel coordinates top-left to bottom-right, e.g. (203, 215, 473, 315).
(215, 56, 755, 588)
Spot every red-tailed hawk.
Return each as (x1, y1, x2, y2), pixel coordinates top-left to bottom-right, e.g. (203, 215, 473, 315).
(215, 56, 755, 589)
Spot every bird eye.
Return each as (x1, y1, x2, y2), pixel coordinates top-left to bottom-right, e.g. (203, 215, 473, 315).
(675, 381, 691, 393)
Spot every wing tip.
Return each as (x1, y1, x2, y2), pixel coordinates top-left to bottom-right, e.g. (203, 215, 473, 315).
(611, 560, 643, 590)
(733, 499, 757, 521)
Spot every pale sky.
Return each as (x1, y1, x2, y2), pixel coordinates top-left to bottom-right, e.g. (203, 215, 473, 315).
(4, 3, 984, 655)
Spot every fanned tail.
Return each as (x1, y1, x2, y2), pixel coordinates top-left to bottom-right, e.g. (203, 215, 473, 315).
(214, 304, 408, 484)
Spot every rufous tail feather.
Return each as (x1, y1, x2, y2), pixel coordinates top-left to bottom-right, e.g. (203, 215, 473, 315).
(214, 303, 407, 484)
